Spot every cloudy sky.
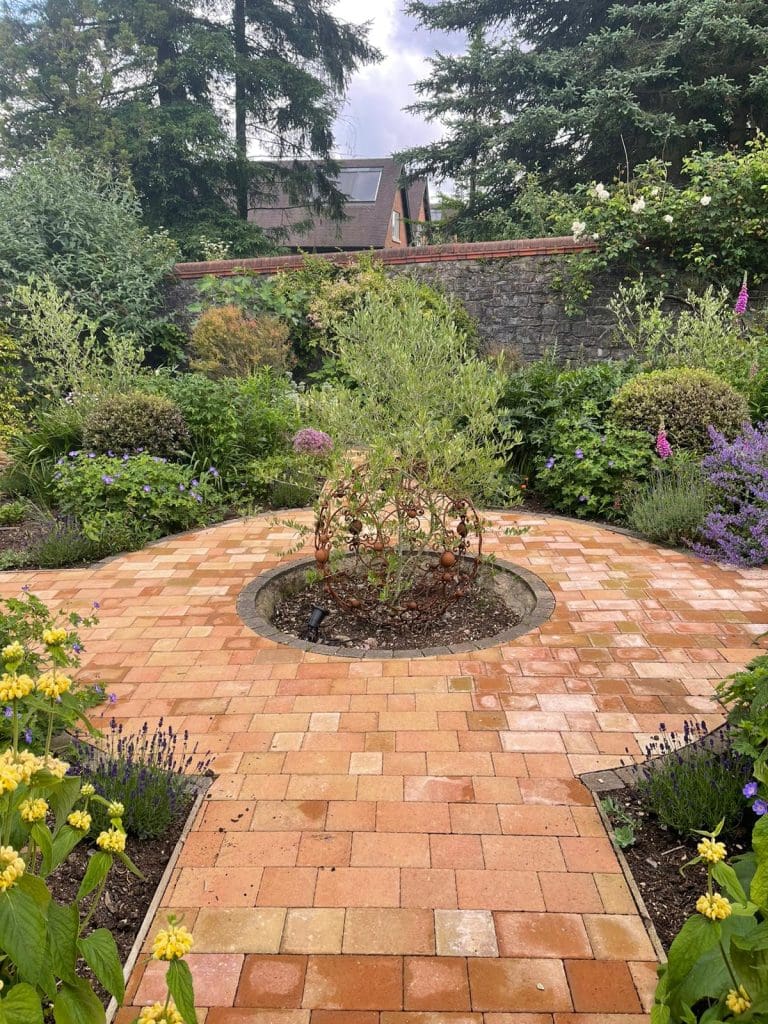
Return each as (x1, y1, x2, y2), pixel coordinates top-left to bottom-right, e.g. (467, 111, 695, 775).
(331, 0, 463, 160)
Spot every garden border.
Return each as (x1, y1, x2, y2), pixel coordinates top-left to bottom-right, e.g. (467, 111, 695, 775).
(105, 775, 213, 1023)
(235, 554, 556, 659)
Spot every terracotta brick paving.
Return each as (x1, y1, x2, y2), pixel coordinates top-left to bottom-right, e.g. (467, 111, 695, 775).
(6, 510, 768, 1022)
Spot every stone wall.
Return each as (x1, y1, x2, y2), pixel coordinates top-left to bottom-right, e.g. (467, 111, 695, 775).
(171, 237, 622, 363)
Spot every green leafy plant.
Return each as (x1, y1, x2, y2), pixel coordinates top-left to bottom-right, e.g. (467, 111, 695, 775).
(189, 305, 294, 377)
(0, 146, 177, 339)
(535, 409, 653, 520)
(600, 796, 638, 849)
(653, 818, 768, 1022)
(717, 656, 768, 785)
(52, 452, 221, 547)
(627, 459, 716, 546)
(0, 402, 86, 508)
(10, 277, 145, 403)
(0, 501, 26, 527)
(303, 278, 518, 504)
(83, 392, 191, 458)
(611, 368, 749, 453)
(634, 722, 752, 835)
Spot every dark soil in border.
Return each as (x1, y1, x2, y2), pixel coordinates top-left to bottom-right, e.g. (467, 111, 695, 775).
(606, 788, 751, 951)
(48, 806, 190, 1006)
(272, 573, 521, 651)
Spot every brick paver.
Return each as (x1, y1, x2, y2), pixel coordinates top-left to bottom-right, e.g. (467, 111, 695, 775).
(9, 510, 767, 1022)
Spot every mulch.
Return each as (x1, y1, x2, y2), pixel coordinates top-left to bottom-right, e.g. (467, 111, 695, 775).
(607, 788, 751, 951)
(272, 572, 521, 651)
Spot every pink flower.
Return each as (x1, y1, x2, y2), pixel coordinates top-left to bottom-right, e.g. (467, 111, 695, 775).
(735, 277, 749, 316)
(292, 428, 333, 456)
(656, 428, 672, 460)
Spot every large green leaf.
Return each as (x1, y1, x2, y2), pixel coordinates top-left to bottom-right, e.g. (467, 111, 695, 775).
(166, 959, 197, 1024)
(78, 930, 124, 1004)
(29, 825, 53, 879)
(665, 914, 720, 988)
(47, 779, 82, 832)
(76, 853, 112, 903)
(650, 1006, 671, 1024)
(751, 815, 768, 911)
(0, 984, 43, 1024)
(52, 981, 105, 1024)
(49, 827, 85, 874)
(47, 901, 79, 984)
(0, 886, 46, 985)
(712, 861, 747, 904)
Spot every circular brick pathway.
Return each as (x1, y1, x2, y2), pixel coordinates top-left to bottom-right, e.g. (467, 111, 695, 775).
(6, 510, 767, 1024)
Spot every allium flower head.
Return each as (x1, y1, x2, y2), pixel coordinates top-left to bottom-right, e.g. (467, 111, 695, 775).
(292, 428, 333, 456)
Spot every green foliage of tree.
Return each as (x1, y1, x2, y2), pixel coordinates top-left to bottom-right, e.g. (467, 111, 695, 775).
(402, 0, 768, 235)
(0, 149, 176, 339)
(0, 0, 378, 255)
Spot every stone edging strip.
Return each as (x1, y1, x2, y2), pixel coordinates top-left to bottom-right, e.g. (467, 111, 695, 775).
(236, 554, 556, 659)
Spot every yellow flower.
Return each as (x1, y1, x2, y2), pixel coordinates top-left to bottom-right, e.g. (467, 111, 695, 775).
(19, 798, 48, 823)
(96, 828, 126, 853)
(67, 810, 92, 832)
(0, 846, 25, 891)
(37, 671, 72, 699)
(42, 628, 67, 647)
(0, 761, 23, 794)
(0, 673, 34, 702)
(0, 748, 43, 784)
(40, 755, 69, 779)
(2, 642, 24, 666)
(138, 1003, 183, 1024)
(696, 892, 732, 921)
(697, 838, 727, 863)
(726, 986, 752, 1015)
(80, 783, 95, 797)
(152, 923, 194, 961)
(107, 801, 124, 818)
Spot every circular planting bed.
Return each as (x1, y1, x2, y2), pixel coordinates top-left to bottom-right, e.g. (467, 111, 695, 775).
(237, 555, 555, 658)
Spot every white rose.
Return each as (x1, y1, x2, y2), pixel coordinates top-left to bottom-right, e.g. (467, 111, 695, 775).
(571, 220, 587, 240)
(700, 195, 712, 206)
(631, 197, 646, 213)
(651, 187, 660, 198)
(663, 214, 674, 224)
(592, 233, 600, 240)
(593, 183, 610, 202)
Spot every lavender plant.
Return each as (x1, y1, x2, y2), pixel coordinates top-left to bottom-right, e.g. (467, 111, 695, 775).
(695, 422, 768, 567)
(633, 721, 752, 834)
(75, 719, 212, 839)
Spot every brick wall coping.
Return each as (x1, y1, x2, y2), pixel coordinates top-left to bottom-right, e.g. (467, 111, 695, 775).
(173, 235, 597, 280)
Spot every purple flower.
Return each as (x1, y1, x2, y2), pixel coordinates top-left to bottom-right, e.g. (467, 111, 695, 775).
(87, 452, 96, 459)
(24, 728, 32, 744)
(72, 642, 82, 654)
(101, 475, 115, 485)
(3, 707, 12, 719)
(735, 276, 749, 315)
(579, 495, 587, 503)
(575, 448, 584, 460)
(68, 450, 79, 458)
(108, 692, 117, 704)
(194, 494, 203, 503)
(93, 684, 104, 696)
(178, 484, 185, 491)
(21, 585, 29, 592)
(292, 428, 333, 456)
(122, 454, 130, 462)
(656, 428, 672, 460)
(545, 457, 556, 470)
(93, 601, 100, 610)
(191, 479, 199, 487)
(753, 799, 768, 816)
(143, 485, 151, 493)
(208, 467, 219, 478)
(744, 780, 759, 798)
(107, 450, 115, 458)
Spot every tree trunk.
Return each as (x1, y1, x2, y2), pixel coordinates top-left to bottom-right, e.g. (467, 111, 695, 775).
(233, 0, 249, 220)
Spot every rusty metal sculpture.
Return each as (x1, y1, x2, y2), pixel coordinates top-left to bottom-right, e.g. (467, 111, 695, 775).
(314, 465, 482, 624)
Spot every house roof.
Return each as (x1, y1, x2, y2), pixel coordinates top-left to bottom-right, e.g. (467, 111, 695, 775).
(249, 158, 428, 250)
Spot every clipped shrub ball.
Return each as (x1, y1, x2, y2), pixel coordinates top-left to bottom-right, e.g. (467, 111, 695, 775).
(190, 305, 294, 377)
(610, 368, 749, 452)
(83, 391, 190, 457)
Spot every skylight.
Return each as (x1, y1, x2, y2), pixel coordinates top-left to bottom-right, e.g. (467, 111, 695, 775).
(337, 168, 382, 203)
